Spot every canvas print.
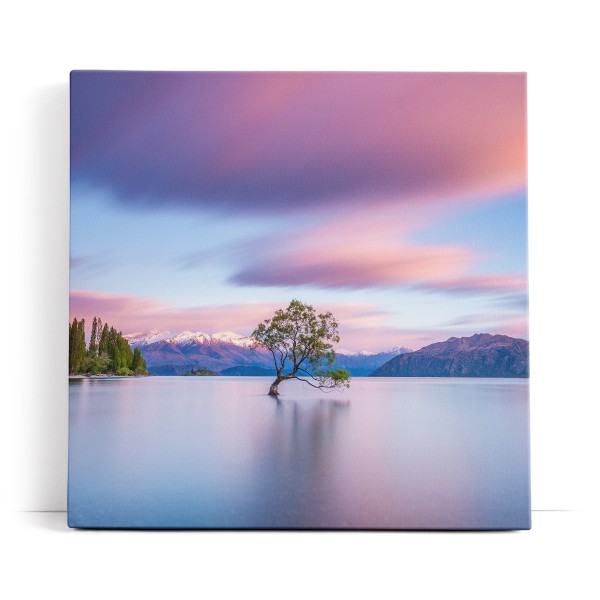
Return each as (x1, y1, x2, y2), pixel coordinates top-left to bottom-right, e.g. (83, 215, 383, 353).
(68, 71, 530, 529)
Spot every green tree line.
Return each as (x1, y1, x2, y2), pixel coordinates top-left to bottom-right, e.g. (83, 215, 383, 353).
(69, 316, 148, 376)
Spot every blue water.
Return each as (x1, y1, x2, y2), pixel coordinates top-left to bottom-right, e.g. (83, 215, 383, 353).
(68, 377, 530, 529)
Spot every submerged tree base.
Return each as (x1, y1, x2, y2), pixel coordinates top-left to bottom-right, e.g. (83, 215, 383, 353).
(268, 377, 284, 397)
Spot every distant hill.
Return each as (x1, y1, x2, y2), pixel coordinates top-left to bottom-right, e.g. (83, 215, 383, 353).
(219, 365, 276, 376)
(124, 330, 410, 376)
(370, 334, 529, 378)
(331, 348, 411, 376)
(184, 368, 218, 376)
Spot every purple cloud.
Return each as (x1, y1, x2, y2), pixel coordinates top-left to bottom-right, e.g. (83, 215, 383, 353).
(71, 71, 526, 215)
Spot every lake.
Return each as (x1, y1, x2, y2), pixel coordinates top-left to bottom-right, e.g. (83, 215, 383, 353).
(68, 376, 530, 529)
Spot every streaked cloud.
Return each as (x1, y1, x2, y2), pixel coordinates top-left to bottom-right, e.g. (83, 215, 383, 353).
(490, 292, 529, 310)
(69, 254, 114, 279)
(71, 71, 526, 215)
(440, 312, 524, 328)
(227, 206, 473, 289)
(232, 241, 472, 289)
(416, 273, 528, 295)
(437, 312, 529, 340)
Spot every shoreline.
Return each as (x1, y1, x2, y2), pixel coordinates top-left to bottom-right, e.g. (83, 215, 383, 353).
(69, 373, 150, 379)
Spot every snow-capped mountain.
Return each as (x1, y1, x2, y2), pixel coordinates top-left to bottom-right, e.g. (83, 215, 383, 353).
(167, 331, 213, 346)
(124, 329, 411, 376)
(126, 330, 257, 349)
(211, 331, 256, 348)
(123, 330, 173, 347)
(123, 329, 266, 375)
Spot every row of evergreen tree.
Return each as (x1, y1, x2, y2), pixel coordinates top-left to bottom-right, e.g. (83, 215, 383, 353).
(69, 316, 148, 376)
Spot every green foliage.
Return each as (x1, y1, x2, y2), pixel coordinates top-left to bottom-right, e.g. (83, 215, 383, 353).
(106, 327, 133, 372)
(68, 318, 86, 374)
(68, 316, 147, 376)
(89, 316, 98, 355)
(98, 323, 109, 355)
(185, 368, 217, 376)
(80, 353, 110, 375)
(96, 318, 102, 347)
(131, 347, 145, 371)
(131, 347, 148, 375)
(252, 299, 351, 396)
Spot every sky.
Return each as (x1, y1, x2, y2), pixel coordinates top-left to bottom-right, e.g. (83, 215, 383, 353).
(70, 71, 527, 352)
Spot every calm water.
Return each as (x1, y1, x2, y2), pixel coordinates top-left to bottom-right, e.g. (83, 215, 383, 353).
(68, 377, 530, 529)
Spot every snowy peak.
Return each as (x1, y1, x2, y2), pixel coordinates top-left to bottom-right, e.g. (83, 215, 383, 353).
(124, 330, 173, 347)
(388, 346, 412, 355)
(212, 331, 255, 348)
(125, 329, 409, 355)
(125, 329, 256, 349)
(167, 331, 212, 346)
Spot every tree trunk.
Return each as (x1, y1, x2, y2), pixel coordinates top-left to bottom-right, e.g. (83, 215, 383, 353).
(269, 377, 283, 397)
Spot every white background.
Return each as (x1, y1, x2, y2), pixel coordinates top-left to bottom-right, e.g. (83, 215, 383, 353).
(1, 1, 599, 598)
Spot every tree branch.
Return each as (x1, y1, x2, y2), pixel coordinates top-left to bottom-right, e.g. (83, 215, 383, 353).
(296, 366, 319, 382)
(293, 375, 341, 392)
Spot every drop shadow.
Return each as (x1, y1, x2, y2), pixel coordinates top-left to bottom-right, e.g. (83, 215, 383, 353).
(17, 511, 70, 533)
(21, 82, 70, 511)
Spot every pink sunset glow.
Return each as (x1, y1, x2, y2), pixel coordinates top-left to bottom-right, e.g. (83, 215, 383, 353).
(70, 289, 527, 353)
(70, 290, 281, 336)
(337, 320, 529, 353)
(71, 291, 396, 342)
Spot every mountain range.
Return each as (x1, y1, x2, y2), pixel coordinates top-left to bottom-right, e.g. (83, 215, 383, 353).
(371, 333, 529, 378)
(124, 330, 411, 376)
(124, 330, 529, 377)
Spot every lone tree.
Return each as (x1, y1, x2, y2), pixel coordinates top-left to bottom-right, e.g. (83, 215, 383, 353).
(252, 299, 351, 397)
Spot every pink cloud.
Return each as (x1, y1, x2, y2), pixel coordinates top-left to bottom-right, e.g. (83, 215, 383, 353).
(70, 290, 282, 336)
(232, 209, 474, 289)
(234, 242, 471, 289)
(70, 292, 394, 344)
(230, 203, 528, 293)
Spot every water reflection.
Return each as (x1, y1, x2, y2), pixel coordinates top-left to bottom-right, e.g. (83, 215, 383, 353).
(68, 377, 530, 529)
(241, 398, 350, 527)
